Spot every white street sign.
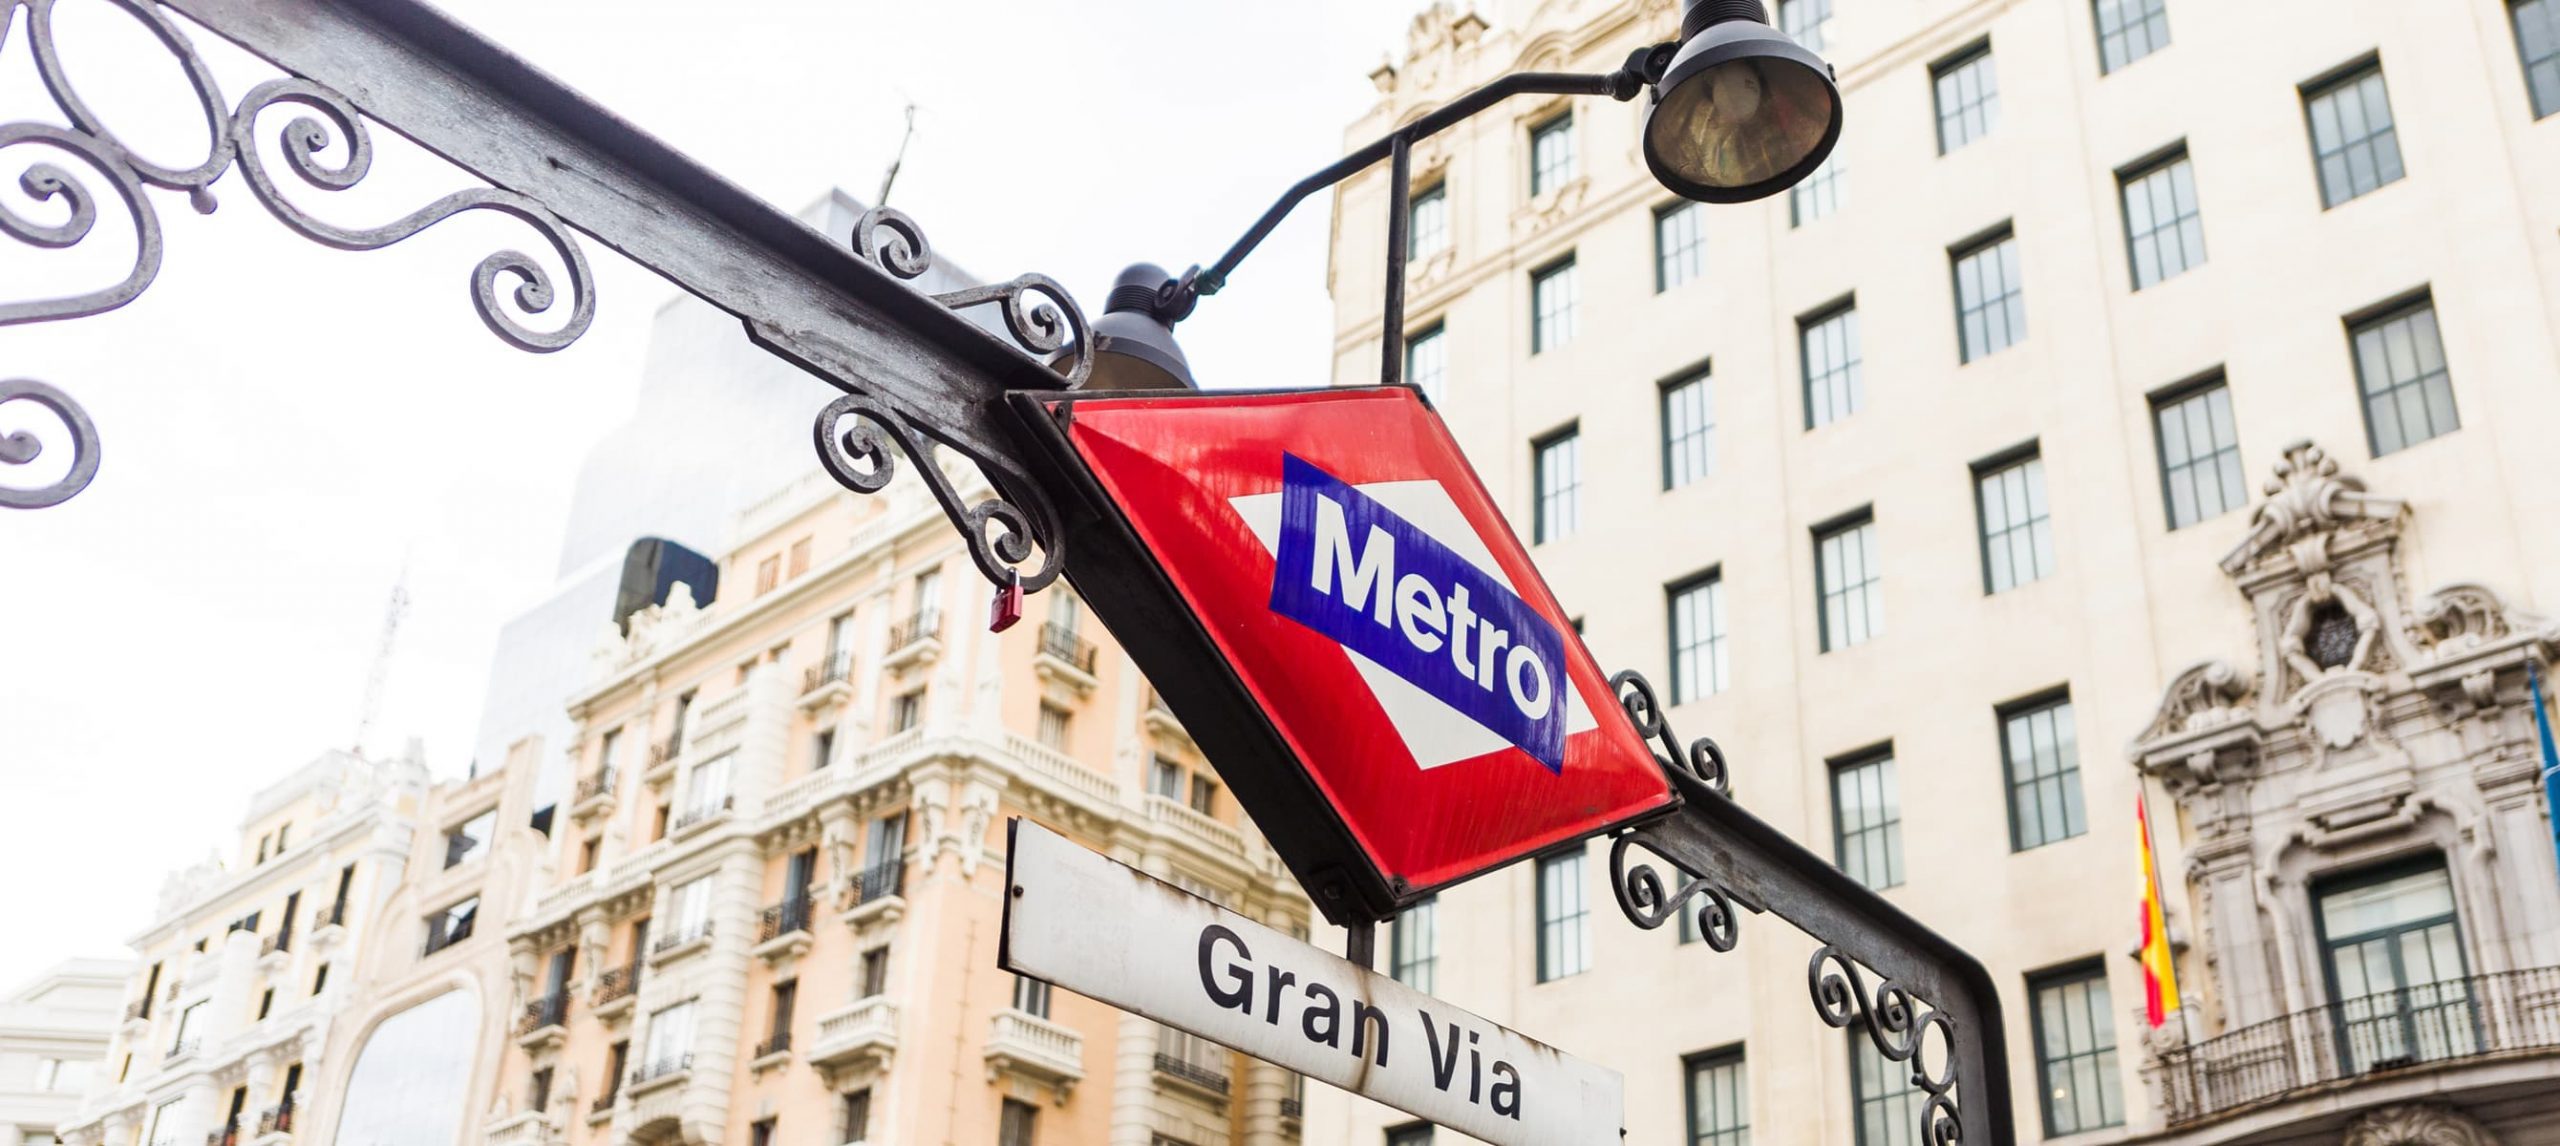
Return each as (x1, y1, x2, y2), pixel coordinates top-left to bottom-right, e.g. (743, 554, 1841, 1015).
(999, 819, 1625, 1145)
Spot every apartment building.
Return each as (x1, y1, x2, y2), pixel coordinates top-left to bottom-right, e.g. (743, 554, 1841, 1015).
(58, 749, 428, 1146)
(1312, 1, 2560, 1144)
(0, 959, 128, 1146)
(484, 458, 1310, 1146)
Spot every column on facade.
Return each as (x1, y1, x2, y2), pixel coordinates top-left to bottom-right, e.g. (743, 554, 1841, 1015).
(737, 658, 793, 808)
(848, 578, 891, 749)
(240, 1050, 278, 1131)
(678, 845, 765, 1140)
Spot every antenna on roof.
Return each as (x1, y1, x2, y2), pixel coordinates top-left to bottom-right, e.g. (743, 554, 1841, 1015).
(876, 100, 920, 208)
(353, 569, 410, 758)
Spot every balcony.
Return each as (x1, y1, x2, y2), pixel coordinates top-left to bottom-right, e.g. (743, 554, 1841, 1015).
(668, 794, 734, 838)
(572, 767, 617, 819)
(882, 609, 942, 670)
(483, 1112, 540, 1146)
(844, 859, 906, 929)
(1153, 1050, 1231, 1097)
(752, 1030, 793, 1068)
(1034, 624, 1099, 694)
(809, 996, 899, 1078)
(166, 1037, 199, 1063)
(2157, 966, 2560, 1126)
(515, 991, 568, 1049)
(1144, 793, 1244, 857)
(650, 920, 714, 964)
(258, 933, 291, 971)
(802, 650, 855, 710)
(985, 1010, 1085, 1098)
(205, 1125, 238, 1146)
(1142, 686, 1189, 745)
(312, 902, 347, 941)
(593, 961, 641, 1018)
(628, 1051, 692, 1095)
(254, 1105, 294, 1140)
(643, 740, 678, 785)
(755, 896, 815, 962)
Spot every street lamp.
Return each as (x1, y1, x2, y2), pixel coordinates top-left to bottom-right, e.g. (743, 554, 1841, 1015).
(1091, 0, 1840, 391)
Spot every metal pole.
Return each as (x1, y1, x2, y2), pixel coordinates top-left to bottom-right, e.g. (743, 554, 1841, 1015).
(1344, 919, 1377, 971)
(1380, 136, 1412, 389)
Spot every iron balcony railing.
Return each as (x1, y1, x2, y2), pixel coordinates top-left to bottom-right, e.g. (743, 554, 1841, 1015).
(204, 1126, 237, 1146)
(595, 961, 641, 1004)
(754, 1031, 792, 1058)
(1153, 1051, 1231, 1095)
(668, 795, 734, 833)
(517, 991, 569, 1036)
(804, 650, 855, 693)
(759, 897, 813, 942)
(574, 767, 616, 804)
(260, 932, 289, 958)
(1037, 624, 1098, 673)
(314, 902, 346, 930)
(124, 999, 149, 1022)
(853, 860, 906, 906)
(166, 1037, 199, 1060)
(651, 921, 713, 954)
(2158, 965, 2560, 1125)
(887, 609, 941, 652)
(630, 1051, 693, 1087)
(256, 1104, 293, 1135)
(1279, 1097, 1302, 1120)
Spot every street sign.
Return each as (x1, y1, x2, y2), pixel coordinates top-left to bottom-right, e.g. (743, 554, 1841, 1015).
(1032, 387, 1675, 907)
(1000, 819, 1625, 1146)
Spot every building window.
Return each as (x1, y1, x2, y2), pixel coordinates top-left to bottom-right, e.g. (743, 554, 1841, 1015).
(1815, 514, 1881, 652)
(1390, 896, 1437, 995)
(1952, 229, 2026, 362)
(1409, 182, 1449, 259)
(1657, 200, 1708, 291)
(1531, 257, 1579, 353)
(1036, 703, 1071, 750)
(1000, 1098, 1039, 1146)
(1533, 426, 1581, 544)
(1831, 750, 1903, 891)
(812, 727, 835, 772)
(1536, 849, 1591, 981)
(747, 1119, 773, 1146)
(860, 947, 892, 998)
(1779, 0, 1832, 52)
(2094, 0, 2170, 73)
(1406, 323, 1448, 405)
(257, 988, 273, 1020)
(1790, 151, 1845, 226)
(787, 536, 811, 578)
(2121, 149, 2205, 289)
(1851, 1033, 1926, 1146)
(311, 963, 328, 995)
(1189, 773, 1219, 815)
(1013, 974, 1052, 1019)
(891, 689, 923, 733)
(642, 1000, 694, 1076)
(1386, 1125, 1435, 1146)
(842, 1090, 873, 1144)
(1661, 366, 1715, 490)
(1685, 1048, 1750, 1146)
(1974, 451, 2054, 593)
(1530, 111, 1576, 195)
(1932, 43, 2000, 154)
(2316, 859, 2475, 1072)
(686, 754, 732, 819)
(2514, 0, 2560, 116)
(442, 808, 497, 869)
(767, 980, 797, 1048)
(2151, 378, 2245, 529)
(1149, 756, 1184, 800)
(529, 1066, 554, 1113)
(2304, 61, 2405, 208)
(1801, 302, 1862, 428)
(2030, 963, 2124, 1135)
(754, 554, 781, 596)
(2351, 296, 2459, 456)
(423, 896, 479, 955)
(2002, 694, 2087, 850)
(1669, 571, 1728, 703)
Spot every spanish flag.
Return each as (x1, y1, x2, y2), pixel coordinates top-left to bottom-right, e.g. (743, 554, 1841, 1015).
(2137, 793, 2182, 1028)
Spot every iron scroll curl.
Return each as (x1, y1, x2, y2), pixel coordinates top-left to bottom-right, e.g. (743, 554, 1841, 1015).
(1809, 946, 1964, 1146)
(0, 379, 101, 509)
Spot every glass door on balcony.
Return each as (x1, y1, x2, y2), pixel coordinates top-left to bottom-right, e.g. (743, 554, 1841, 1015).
(2316, 859, 2476, 1073)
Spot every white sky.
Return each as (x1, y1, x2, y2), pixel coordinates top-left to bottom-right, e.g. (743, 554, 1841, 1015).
(0, 0, 1419, 990)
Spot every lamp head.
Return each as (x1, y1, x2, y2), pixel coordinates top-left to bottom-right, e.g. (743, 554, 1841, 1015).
(1643, 0, 1842, 204)
(1084, 263, 1198, 391)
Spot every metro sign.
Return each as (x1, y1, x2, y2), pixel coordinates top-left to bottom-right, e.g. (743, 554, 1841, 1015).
(1024, 386, 1676, 910)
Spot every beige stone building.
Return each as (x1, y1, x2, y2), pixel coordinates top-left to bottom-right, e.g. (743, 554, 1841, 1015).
(482, 453, 1308, 1146)
(0, 959, 129, 1146)
(1310, 1, 2560, 1144)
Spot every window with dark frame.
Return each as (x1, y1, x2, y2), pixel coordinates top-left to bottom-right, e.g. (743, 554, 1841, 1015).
(1831, 749, 1903, 891)
(748, 1118, 774, 1146)
(1530, 111, 1576, 196)
(2151, 377, 2245, 529)
(1815, 513, 1881, 651)
(768, 979, 796, 1047)
(1406, 323, 1448, 405)
(2030, 962, 2124, 1135)
(1952, 228, 2025, 362)
(1012, 973, 1052, 1018)
(1851, 1031, 1926, 1146)
(1534, 426, 1581, 544)
(2514, 0, 2560, 116)
(1662, 366, 1715, 490)
(1532, 257, 1579, 353)
(2315, 858, 2475, 1073)
(2001, 693, 2087, 850)
(1932, 42, 2000, 154)
(999, 1097, 1039, 1146)
(1790, 151, 1845, 226)
(1386, 1123, 1436, 1146)
(860, 947, 891, 998)
(1657, 200, 1708, 291)
(841, 1089, 873, 1144)
(2094, 0, 2170, 73)
(1390, 895, 1438, 995)
(2350, 295, 2460, 456)
(1801, 302, 1861, 427)
(1684, 1047, 1750, 1146)
(1780, 0, 1832, 52)
(1974, 449, 2054, 594)
(1535, 848, 1591, 982)
(2303, 60, 2405, 208)
(1669, 570, 1728, 703)
(2121, 148, 2205, 290)
(1408, 181, 1449, 259)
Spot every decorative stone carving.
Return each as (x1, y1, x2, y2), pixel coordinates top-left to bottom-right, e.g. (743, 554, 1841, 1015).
(2221, 441, 2405, 576)
(2341, 1102, 2499, 1146)
(2280, 571, 2382, 684)
(2140, 660, 2254, 742)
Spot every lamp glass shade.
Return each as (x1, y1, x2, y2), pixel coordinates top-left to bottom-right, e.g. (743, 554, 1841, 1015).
(1644, 24, 1841, 203)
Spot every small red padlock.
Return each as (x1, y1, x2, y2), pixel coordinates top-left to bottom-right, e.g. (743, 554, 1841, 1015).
(989, 570, 1023, 632)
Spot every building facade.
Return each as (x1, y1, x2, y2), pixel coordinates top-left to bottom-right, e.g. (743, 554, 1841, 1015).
(483, 455, 1309, 1146)
(0, 959, 129, 1146)
(1313, 1, 2560, 1144)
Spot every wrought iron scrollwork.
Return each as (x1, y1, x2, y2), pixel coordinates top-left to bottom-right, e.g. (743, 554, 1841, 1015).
(852, 207, 1092, 390)
(0, 379, 101, 509)
(1610, 669, 1729, 793)
(1609, 831, 1739, 950)
(1809, 946, 1964, 1145)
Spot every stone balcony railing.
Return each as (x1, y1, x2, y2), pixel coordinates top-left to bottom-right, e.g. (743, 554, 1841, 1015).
(483, 1111, 541, 1146)
(1001, 733, 1120, 808)
(810, 996, 900, 1073)
(2156, 965, 2560, 1125)
(1143, 793, 1244, 856)
(985, 1009, 1085, 1094)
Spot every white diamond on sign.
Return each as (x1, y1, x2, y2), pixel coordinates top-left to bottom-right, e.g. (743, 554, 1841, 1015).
(999, 819, 1625, 1146)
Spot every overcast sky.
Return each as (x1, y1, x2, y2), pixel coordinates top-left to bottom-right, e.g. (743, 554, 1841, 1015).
(0, 0, 1418, 990)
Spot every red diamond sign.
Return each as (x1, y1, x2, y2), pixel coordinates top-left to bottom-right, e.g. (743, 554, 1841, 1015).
(1041, 386, 1675, 904)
